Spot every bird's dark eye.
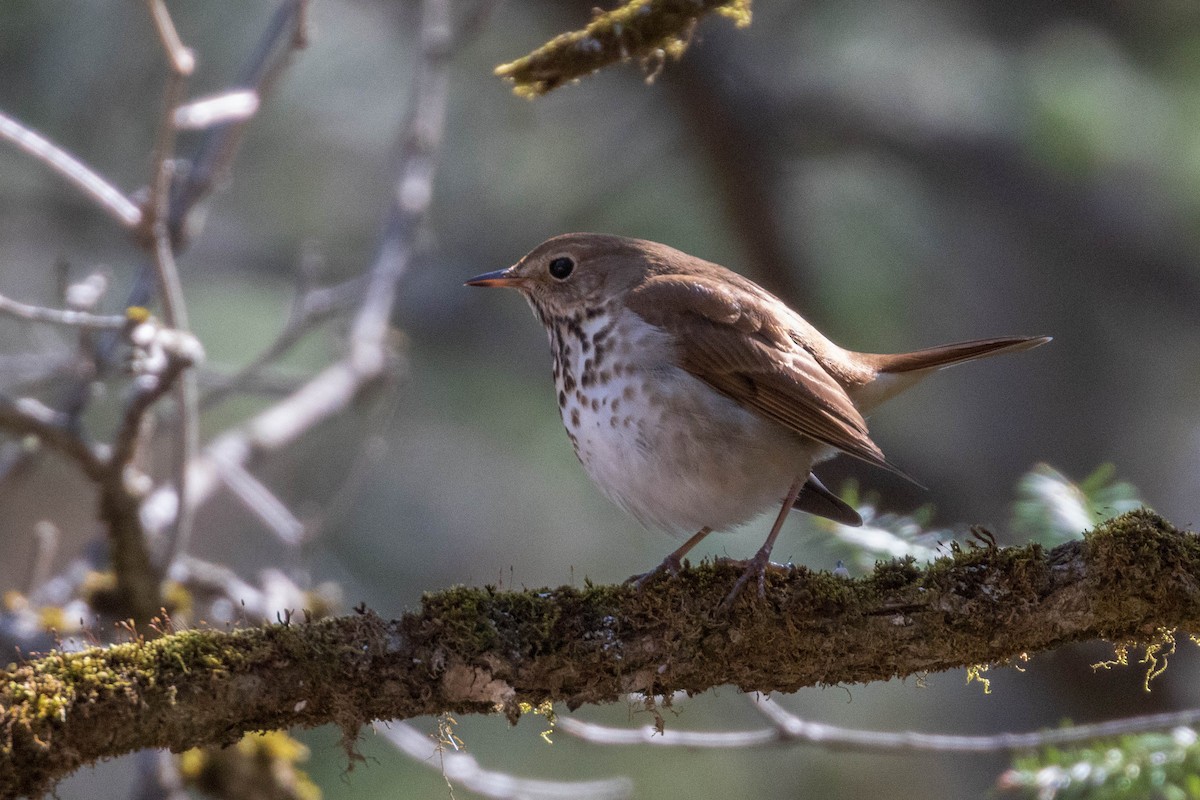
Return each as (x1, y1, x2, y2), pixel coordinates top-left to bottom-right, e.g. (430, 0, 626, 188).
(548, 256, 574, 280)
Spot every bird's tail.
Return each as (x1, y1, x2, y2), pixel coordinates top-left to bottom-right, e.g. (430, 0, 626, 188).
(868, 335, 1051, 374)
(850, 335, 1051, 412)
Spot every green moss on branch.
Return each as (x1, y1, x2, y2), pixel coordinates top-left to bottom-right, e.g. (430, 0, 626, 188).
(495, 0, 753, 97)
(2, 510, 1196, 798)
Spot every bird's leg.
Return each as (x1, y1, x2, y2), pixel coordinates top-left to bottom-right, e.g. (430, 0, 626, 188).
(627, 526, 712, 591)
(719, 475, 806, 611)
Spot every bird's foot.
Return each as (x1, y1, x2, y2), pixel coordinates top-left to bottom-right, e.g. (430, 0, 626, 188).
(717, 551, 786, 612)
(625, 553, 684, 592)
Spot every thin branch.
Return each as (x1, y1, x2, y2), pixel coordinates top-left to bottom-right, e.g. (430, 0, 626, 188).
(166, 556, 264, 614)
(28, 1, 311, 500)
(144, 0, 309, 569)
(146, 0, 195, 77)
(373, 722, 633, 800)
(0, 292, 127, 330)
(0, 108, 143, 228)
(557, 716, 778, 748)
(0, 332, 193, 623)
(147, 0, 451, 541)
(0, 395, 108, 481)
(0, 7, 312, 628)
(1, 511, 1197, 798)
(198, 274, 369, 410)
(211, 450, 306, 546)
(143, 0, 200, 570)
(110, 333, 199, 470)
(168, 0, 309, 231)
(105, 320, 203, 622)
(556, 694, 1200, 755)
(25, 522, 59, 596)
(347, 0, 451, 363)
(172, 90, 260, 130)
(749, 694, 1200, 754)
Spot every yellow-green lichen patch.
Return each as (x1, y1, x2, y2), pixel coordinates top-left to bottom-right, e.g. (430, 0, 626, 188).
(515, 700, 557, 744)
(124, 306, 153, 324)
(965, 663, 992, 694)
(2, 628, 249, 743)
(180, 731, 321, 800)
(1093, 627, 1180, 690)
(495, 0, 753, 97)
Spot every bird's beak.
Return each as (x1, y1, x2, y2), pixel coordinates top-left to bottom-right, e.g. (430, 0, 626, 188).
(465, 266, 524, 288)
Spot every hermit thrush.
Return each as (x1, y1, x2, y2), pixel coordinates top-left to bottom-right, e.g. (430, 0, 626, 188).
(467, 233, 1049, 605)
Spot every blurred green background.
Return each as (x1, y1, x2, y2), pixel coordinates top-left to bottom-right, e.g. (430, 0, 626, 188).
(2, 0, 1200, 797)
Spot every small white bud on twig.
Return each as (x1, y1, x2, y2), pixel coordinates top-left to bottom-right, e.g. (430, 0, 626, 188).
(173, 90, 260, 130)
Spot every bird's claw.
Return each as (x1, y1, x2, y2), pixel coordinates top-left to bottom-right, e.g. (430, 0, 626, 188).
(625, 553, 684, 592)
(717, 551, 781, 612)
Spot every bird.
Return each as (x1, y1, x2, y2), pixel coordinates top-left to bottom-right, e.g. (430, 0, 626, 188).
(466, 233, 1049, 606)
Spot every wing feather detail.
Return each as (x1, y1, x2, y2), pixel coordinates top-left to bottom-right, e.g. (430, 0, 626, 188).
(626, 274, 894, 472)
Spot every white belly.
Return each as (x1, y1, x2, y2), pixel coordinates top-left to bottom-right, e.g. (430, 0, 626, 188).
(551, 310, 822, 537)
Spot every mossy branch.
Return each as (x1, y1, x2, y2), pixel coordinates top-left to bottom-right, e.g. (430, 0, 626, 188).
(494, 0, 753, 97)
(3, 510, 1197, 799)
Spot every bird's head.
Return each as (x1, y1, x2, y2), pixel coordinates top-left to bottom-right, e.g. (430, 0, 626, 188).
(466, 232, 678, 320)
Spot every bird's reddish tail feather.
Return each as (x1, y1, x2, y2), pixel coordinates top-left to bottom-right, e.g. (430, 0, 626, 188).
(867, 335, 1051, 374)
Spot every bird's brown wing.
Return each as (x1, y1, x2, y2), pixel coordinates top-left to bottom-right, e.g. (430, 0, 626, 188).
(626, 273, 895, 473)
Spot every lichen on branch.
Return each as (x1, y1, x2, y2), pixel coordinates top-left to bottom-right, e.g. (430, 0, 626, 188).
(495, 0, 752, 97)
(1, 510, 1197, 799)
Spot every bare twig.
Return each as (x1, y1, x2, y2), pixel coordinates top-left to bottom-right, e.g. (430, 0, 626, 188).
(164, 556, 333, 624)
(142, 0, 310, 569)
(211, 451, 306, 546)
(146, 0, 195, 77)
(22, 1, 311, 502)
(144, 0, 200, 570)
(25, 522, 60, 596)
(0, 292, 127, 330)
(0, 396, 108, 481)
(167, 556, 262, 608)
(107, 318, 202, 620)
(0, 108, 143, 228)
(110, 330, 201, 470)
(168, 0, 309, 230)
(199, 274, 369, 410)
(373, 721, 633, 800)
(748, 694, 1200, 754)
(173, 90, 260, 130)
(348, 0, 452, 361)
(558, 715, 779, 748)
(0, 2, 310, 628)
(557, 694, 1200, 755)
(0, 347, 191, 623)
(147, 0, 451, 540)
